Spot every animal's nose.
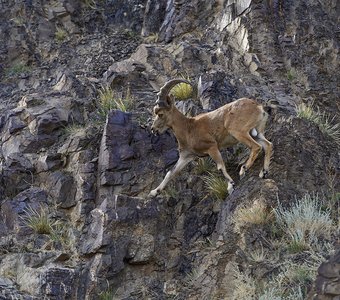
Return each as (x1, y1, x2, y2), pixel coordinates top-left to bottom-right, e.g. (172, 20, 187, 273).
(151, 126, 158, 135)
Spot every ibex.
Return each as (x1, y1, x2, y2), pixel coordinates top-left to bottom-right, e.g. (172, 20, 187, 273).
(149, 79, 273, 197)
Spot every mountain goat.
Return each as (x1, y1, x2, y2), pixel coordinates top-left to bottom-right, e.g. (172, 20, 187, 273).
(149, 78, 273, 197)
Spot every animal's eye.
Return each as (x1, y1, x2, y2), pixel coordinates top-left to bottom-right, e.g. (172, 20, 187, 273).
(158, 113, 164, 117)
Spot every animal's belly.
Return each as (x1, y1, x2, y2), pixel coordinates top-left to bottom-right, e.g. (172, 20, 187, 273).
(218, 134, 238, 148)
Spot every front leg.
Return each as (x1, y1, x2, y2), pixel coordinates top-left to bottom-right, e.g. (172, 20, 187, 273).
(149, 153, 193, 197)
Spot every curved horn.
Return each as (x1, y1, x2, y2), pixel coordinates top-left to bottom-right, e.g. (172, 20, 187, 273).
(157, 78, 191, 103)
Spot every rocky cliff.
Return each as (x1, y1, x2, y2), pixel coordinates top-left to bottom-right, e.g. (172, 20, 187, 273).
(0, 0, 339, 299)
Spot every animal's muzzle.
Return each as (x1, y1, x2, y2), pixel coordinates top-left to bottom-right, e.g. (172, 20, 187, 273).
(151, 127, 159, 135)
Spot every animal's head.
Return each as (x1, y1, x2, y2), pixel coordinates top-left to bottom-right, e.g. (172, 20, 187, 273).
(151, 78, 191, 135)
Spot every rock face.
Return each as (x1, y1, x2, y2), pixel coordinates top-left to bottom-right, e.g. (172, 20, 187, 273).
(0, 0, 339, 299)
(310, 251, 340, 300)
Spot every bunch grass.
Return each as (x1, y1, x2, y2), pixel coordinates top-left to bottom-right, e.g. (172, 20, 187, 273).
(98, 86, 134, 118)
(296, 103, 340, 145)
(195, 157, 215, 175)
(55, 26, 67, 43)
(204, 172, 229, 200)
(170, 82, 193, 100)
(275, 193, 333, 251)
(234, 201, 274, 228)
(21, 205, 59, 234)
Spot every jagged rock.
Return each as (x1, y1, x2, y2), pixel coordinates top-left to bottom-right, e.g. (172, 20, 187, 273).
(126, 234, 155, 264)
(0, 187, 48, 233)
(0, 253, 76, 299)
(311, 250, 340, 299)
(103, 60, 147, 88)
(2, 111, 26, 136)
(0, 253, 51, 296)
(40, 267, 77, 300)
(81, 206, 107, 255)
(36, 153, 63, 172)
(0, 277, 36, 300)
(1, 92, 83, 159)
(48, 171, 76, 209)
(81, 194, 159, 254)
(142, 0, 167, 37)
(98, 110, 177, 196)
(27, 108, 68, 136)
(4, 152, 33, 171)
(69, 150, 97, 204)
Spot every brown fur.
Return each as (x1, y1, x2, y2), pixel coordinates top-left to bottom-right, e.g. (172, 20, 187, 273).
(149, 84, 273, 197)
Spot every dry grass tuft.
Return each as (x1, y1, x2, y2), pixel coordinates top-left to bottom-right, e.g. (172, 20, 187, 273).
(55, 26, 67, 43)
(234, 200, 274, 229)
(194, 157, 215, 175)
(170, 82, 193, 100)
(231, 263, 256, 300)
(21, 205, 59, 234)
(296, 102, 340, 145)
(247, 245, 268, 264)
(204, 172, 229, 200)
(98, 86, 134, 118)
(275, 193, 333, 251)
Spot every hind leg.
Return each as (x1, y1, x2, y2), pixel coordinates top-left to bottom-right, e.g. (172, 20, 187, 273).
(230, 131, 262, 178)
(256, 133, 273, 178)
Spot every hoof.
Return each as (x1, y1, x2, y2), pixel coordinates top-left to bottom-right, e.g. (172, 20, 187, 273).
(259, 169, 268, 179)
(228, 181, 235, 195)
(239, 165, 247, 179)
(149, 189, 159, 197)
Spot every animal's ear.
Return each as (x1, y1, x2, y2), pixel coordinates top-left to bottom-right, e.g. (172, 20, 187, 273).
(166, 94, 175, 107)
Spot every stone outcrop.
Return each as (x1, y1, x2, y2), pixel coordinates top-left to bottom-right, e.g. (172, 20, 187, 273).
(310, 251, 340, 299)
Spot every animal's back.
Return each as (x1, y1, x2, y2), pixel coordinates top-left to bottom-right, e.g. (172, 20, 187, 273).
(223, 98, 265, 131)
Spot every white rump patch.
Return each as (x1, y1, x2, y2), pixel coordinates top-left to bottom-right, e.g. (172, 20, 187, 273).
(250, 128, 258, 137)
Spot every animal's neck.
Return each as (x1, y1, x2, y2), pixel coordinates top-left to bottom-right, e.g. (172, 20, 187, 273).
(169, 107, 191, 145)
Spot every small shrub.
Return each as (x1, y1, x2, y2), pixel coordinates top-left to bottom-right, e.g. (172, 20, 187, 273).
(98, 86, 134, 118)
(62, 123, 88, 137)
(281, 262, 315, 288)
(99, 289, 117, 300)
(296, 102, 315, 120)
(170, 82, 193, 100)
(316, 111, 340, 145)
(5, 63, 30, 77)
(184, 269, 201, 286)
(258, 287, 282, 300)
(204, 172, 229, 200)
(231, 264, 256, 300)
(286, 68, 296, 81)
(50, 222, 72, 249)
(285, 286, 304, 300)
(55, 26, 67, 43)
(267, 261, 317, 300)
(275, 193, 333, 248)
(247, 245, 268, 263)
(81, 0, 97, 9)
(21, 205, 59, 234)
